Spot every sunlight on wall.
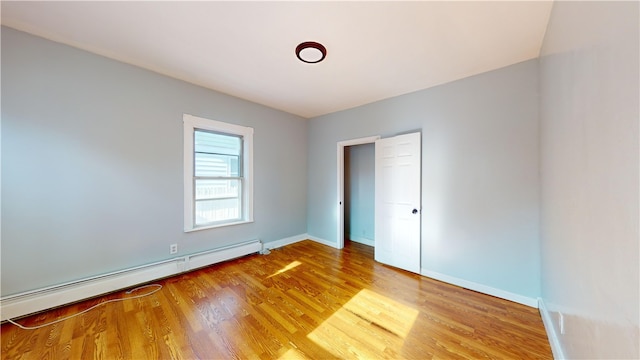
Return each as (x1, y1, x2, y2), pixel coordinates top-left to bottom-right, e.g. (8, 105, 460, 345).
(307, 289, 419, 358)
(268, 261, 302, 278)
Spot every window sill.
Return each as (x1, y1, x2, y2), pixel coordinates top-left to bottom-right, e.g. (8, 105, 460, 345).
(184, 219, 254, 233)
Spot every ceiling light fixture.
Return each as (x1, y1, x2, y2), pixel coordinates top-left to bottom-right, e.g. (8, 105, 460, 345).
(296, 41, 327, 64)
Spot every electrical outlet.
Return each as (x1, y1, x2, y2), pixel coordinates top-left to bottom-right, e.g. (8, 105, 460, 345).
(170, 244, 178, 254)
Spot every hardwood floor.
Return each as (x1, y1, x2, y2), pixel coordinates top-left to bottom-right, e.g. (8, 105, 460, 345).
(1, 240, 552, 359)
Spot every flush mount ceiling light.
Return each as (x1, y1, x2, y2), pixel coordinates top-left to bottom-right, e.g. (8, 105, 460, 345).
(296, 41, 327, 64)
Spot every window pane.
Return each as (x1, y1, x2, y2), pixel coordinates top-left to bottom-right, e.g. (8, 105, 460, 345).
(195, 198, 240, 225)
(185, 114, 253, 231)
(195, 179, 239, 200)
(194, 130, 241, 156)
(195, 153, 240, 177)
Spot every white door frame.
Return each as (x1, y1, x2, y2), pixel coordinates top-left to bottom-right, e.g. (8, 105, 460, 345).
(337, 135, 380, 249)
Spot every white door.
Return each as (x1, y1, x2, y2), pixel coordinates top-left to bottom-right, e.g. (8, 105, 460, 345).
(374, 132, 421, 274)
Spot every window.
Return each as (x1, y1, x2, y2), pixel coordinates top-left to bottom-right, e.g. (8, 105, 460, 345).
(183, 114, 253, 231)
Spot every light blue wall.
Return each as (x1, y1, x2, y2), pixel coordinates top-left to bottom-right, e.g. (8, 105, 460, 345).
(1, 27, 308, 296)
(344, 143, 375, 244)
(307, 60, 540, 299)
(539, 2, 639, 358)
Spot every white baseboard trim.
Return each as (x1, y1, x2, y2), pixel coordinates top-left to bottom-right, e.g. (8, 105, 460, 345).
(0, 239, 263, 322)
(305, 235, 340, 249)
(421, 269, 538, 308)
(348, 236, 375, 247)
(538, 298, 565, 359)
(263, 234, 308, 250)
(254, 233, 340, 251)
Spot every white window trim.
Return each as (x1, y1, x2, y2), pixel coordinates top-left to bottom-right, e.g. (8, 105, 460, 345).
(183, 114, 254, 232)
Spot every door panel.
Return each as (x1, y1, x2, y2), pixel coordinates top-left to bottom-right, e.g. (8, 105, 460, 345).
(374, 132, 421, 274)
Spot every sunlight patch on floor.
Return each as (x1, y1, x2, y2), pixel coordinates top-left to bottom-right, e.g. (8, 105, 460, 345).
(307, 289, 419, 359)
(278, 347, 307, 359)
(268, 261, 302, 278)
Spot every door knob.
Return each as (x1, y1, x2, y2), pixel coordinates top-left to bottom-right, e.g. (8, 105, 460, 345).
(412, 209, 418, 214)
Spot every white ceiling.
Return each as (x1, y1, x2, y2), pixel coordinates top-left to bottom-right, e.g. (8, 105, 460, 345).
(1, 1, 553, 118)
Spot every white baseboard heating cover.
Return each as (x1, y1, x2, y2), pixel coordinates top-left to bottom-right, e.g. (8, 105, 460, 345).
(0, 239, 262, 321)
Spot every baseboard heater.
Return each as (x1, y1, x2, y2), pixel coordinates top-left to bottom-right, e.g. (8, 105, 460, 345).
(0, 239, 263, 322)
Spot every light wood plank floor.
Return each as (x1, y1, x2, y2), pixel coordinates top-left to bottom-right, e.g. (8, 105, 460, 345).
(1, 240, 552, 359)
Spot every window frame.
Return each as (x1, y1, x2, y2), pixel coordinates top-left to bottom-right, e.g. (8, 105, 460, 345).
(183, 114, 254, 232)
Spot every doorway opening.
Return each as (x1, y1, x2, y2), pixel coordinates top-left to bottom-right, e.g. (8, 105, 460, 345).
(337, 136, 379, 249)
(344, 143, 375, 248)
(338, 132, 422, 274)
